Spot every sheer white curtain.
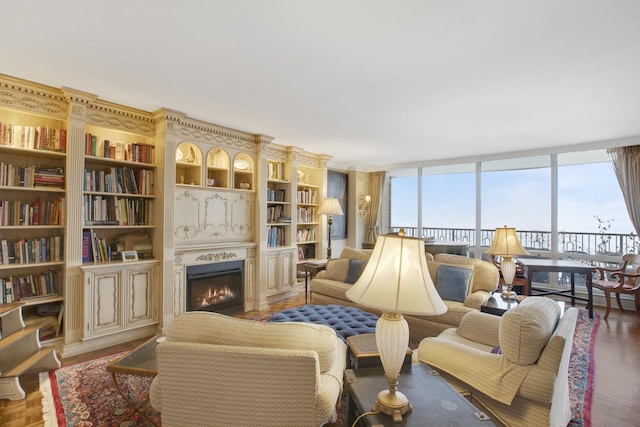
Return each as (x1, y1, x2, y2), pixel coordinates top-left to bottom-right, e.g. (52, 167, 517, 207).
(364, 171, 386, 244)
(608, 145, 640, 238)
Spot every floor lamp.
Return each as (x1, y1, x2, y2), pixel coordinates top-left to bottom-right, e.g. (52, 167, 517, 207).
(317, 197, 343, 259)
(346, 231, 447, 422)
(486, 225, 529, 299)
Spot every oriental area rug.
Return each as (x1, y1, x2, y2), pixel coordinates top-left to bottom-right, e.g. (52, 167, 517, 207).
(40, 308, 599, 427)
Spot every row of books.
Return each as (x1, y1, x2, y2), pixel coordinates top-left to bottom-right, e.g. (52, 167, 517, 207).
(267, 226, 286, 247)
(84, 134, 155, 164)
(0, 122, 66, 152)
(83, 195, 153, 226)
(267, 205, 287, 223)
(0, 236, 62, 265)
(0, 196, 65, 226)
(267, 188, 286, 202)
(297, 188, 318, 204)
(296, 207, 316, 223)
(296, 227, 316, 243)
(268, 161, 286, 181)
(84, 167, 154, 195)
(1, 270, 61, 303)
(0, 163, 65, 188)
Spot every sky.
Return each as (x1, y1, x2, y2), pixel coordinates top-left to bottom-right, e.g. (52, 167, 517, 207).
(390, 162, 636, 235)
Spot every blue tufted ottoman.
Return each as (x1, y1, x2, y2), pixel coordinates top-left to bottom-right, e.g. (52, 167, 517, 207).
(268, 304, 378, 342)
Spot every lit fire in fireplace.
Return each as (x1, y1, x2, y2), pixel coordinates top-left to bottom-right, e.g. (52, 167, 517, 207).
(200, 286, 235, 308)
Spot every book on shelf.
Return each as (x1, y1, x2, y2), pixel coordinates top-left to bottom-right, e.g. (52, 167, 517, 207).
(82, 231, 92, 263)
(89, 229, 110, 262)
(2, 279, 12, 303)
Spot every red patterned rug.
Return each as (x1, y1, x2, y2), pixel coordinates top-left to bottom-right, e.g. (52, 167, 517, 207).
(568, 309, 600, 427)
(39, 308, 598, 427)
(40, 351, 160, 426)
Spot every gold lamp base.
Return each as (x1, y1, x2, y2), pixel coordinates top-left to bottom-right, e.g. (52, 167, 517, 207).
(372, 389, 413, 423)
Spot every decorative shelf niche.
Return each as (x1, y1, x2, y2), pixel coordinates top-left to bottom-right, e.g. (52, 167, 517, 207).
(206, 148, 230, 188)
(233, 153, 254, 190)
(175, 142, 202, 186)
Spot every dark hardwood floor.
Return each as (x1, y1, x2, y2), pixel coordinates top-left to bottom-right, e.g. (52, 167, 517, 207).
(1, 293, 638, 426)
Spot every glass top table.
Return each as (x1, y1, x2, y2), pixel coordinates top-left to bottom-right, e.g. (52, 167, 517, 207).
(107, 335, 160, 377)
(106, 335, 161, 426)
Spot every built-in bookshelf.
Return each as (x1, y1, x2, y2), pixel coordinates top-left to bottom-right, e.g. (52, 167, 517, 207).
(295, 165, 322, 262)
(0, 105, 67, 344)
(82, 126, 156, 263)
(296, 183, 319, 260)
(267, 174, 290, 248)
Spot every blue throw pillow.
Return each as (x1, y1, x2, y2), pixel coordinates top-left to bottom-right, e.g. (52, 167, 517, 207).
(434, 264, 473, 303)
(345, 259, 367, 284)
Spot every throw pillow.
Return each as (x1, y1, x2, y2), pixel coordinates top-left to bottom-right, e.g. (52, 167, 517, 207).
(499, 296, 561, 365)
(434, 264, 473, 303)
(345, 259, 367, 284)
(325, 259, 350, 282)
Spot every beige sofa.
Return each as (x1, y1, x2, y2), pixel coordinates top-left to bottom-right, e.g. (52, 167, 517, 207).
(309, 247, 499, 342)
(150, 311, 346, 427)
(418, 297, 578, 427)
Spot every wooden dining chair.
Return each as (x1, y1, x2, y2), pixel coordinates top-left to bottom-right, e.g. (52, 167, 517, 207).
(592, 254, 640, 319)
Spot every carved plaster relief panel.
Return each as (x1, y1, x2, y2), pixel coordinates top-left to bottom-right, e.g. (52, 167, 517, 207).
(174, 190, 201, 241)
(174, 188, 254, 244)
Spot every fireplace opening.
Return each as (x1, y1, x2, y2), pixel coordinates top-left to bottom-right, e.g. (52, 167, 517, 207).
(186, 260, 244, 315)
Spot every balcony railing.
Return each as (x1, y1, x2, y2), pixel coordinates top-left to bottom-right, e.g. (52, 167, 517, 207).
(389, 226, 639, 263)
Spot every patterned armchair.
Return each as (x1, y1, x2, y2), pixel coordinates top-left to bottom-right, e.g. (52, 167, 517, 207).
(418, 297, 578, 427)
(150, 311, 346, 427)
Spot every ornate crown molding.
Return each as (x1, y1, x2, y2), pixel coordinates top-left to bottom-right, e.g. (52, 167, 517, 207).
(297, 152, 332, 168)
(0, 75, 67, 119)
(266, 144, 289, 162)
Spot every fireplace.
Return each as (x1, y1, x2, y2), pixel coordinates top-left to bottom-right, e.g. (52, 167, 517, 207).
(186, 260, 244, 315)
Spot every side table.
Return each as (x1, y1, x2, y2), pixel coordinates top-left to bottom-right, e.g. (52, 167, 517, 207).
(481, 293, 566, 317)
(480, 293, 520, 316)
(519, 258, 594, 318)
(304, 259, 327, 303)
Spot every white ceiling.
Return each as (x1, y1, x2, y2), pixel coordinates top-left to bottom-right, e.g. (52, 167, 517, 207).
(3, 1, 640, 170)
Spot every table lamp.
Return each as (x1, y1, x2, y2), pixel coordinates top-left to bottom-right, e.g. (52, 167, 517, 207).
(486, 225, 529, 299)
(317, 197, 343, 259)
(346, 231, 447, 422)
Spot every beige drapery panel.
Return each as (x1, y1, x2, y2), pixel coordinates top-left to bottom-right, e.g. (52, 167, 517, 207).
(608, 145, 640, 238)
(364, 171, 386, 244)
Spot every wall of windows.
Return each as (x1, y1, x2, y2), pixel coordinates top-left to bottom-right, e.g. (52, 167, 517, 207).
(388, 148, 635, 260)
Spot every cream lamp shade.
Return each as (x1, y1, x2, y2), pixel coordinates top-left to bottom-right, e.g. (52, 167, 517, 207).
(346, 232, 446, 422)
(317, 197, 343, 216)
(346, 233, 446, 315)
(486, 225, 529, 299)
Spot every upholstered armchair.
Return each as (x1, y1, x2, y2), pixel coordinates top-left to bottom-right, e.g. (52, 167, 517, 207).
(150, 311, 346, 427)
(418, 297, 578, 427)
